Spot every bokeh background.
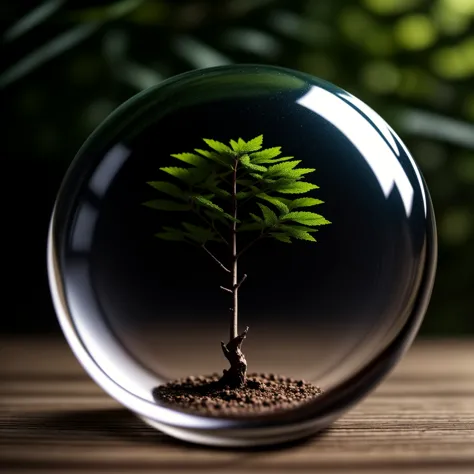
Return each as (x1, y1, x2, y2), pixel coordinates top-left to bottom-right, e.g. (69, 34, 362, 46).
(2, 0, 473, 335)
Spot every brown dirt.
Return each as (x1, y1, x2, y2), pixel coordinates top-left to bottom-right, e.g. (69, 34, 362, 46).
(152, 373, 322, 416)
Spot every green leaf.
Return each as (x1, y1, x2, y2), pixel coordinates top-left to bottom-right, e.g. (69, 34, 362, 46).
(273, 180, 319, 194)
(242, 135, 263, 152)
(170, 152, 207, 167)
(155, 232, 185, 241)
(280, 224, 318, 233)
(160, 166, 193, 182)
(205, 185, 231, 199)
(250, 212, 263, 223)
(266, 160, 301, 175)
(256, 193, 289, 215)
(261, 156, 296, 164)
(147, 181, 185, 199)
(278, 225, 317, 241)
(270, 233, 292, 243)
(289, 197, 324, 209)
(240, 155, 267, 172)
(282, 211, 331, 226)
(277, 168, 315, 179)
(229, 137, 247, 153)
(161, 166, 210, 184)
(181, 222, 218, 243)
(194, 148, 232, 167)
(155, 227, 187, 241)
(257, 203, 278, 226)
(204, 209, 228, 224)
(238, 222, 262, 232)
(250, 147, 282, 163)
(194, 148, 213, 158)
(287, 230, 316, 242)
(229, 135, 263, 153)
(229, 139, 240, 152)
(236, 191, 253, 199)
(193, 195, 224, 213)
(198, 175, 231, 198)
(143, 199, 190, 211)
(202, 138, 232, 154)
(272, 196, 292, 207)
(194, 196, 238, 222)
(217, 169, 234, 179)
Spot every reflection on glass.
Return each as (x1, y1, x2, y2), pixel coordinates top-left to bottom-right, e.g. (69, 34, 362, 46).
(296, 85, 414, 216)
(89, 143, 130, 197)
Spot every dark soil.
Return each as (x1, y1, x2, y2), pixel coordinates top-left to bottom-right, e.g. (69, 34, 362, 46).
(152, 373, 322, 416)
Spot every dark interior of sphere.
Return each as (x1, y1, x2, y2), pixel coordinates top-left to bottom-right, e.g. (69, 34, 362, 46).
(57, 66, 431, 395)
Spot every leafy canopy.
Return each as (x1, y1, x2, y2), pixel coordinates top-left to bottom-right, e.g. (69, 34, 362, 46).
(145, 135, 331, 245)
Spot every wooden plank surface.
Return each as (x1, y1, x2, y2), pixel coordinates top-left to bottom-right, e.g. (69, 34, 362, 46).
(1, 337, 473, 474)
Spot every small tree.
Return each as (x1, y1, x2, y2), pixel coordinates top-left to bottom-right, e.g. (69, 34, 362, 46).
(145, 135, 330, 388)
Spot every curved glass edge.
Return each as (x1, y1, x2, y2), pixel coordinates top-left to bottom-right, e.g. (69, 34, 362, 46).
(47, 64, 438, 432)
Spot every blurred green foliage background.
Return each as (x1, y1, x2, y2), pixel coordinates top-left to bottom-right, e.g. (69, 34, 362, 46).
(2, 0, 473, 334)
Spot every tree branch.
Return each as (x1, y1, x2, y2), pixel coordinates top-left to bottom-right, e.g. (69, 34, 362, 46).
(218, 174, 232, 186)
(235, 273, 247, 289)
(239, 184, 273, 208)
(201, 244, 231, 273)
(192, 207, 230, 246)
(220, 286, 232, 293)
(209, 220, 230, 246)
(236, 233, 268, 259)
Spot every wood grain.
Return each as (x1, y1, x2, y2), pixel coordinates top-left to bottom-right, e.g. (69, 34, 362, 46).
(1, 337, 473, 474)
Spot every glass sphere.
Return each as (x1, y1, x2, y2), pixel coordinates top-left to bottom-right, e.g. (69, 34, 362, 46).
(48, 64, 437, 447)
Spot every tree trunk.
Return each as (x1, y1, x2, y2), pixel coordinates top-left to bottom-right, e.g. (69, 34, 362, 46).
(220, 327, 248, 388)
(231, 159, 238, 342)
(219, 157, 248, 388)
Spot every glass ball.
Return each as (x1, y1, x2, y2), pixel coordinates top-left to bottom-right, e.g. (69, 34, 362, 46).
(48, 64, 437, 447)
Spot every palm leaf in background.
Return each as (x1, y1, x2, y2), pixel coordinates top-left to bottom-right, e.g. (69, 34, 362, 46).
(2, 0, 474, 334)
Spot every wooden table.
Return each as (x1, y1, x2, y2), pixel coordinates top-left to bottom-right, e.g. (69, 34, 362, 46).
(1, 337, 473, 473)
